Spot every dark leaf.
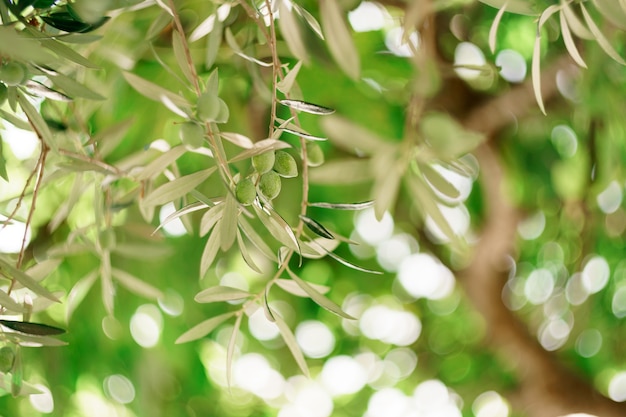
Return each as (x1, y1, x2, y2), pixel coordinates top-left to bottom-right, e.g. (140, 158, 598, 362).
(0, 320, 65, 336)
(308, 201, 374, 210)
(280, 99, 335, 115)
(41, 12, 109, 33)
(299, 215, 334, 239)
(32, 0, 57, 8)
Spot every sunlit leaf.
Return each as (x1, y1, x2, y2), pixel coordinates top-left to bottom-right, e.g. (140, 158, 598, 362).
(176, 311, 236, 344)
(189, 14, 216, 43)
(172, 29, 195, 85)
(194, 286, 252, 303)
(238, 217, 277, 262)
(225, 27, 273, 67)
(254, 203, 301, 254)
(325, 250, 383, 275)
(25, 80, 72, 101)
(531, 30, 545, 115)
(278, 1, 309, 63)
(219, 193, 238, 251)
(287, 269, 356, 318)
(200, 203, 224, 237)
(229, 139, 291, 163)
(142, 167, 216, 207)
(559, 9, 587, 68)
(274, 312, 310, 377)
(220, 132, 254, 149)
(0, 290, 24, 313)
(65, 270, 98, 323)
(320, 0, 360, 79)
(236, 229, 263, 273)
(275, 278, 330, 297)
(101, 250, 115, 316)
(419, 162, 461, 199)
(226, 313, 243, 387)
(16, 93, 57, 152)
(488, 1, 508, 53)
(277, 60, 303, 94)
(112, 268, 164, 300)
(580, 2, 626, 65)
(0, 259, 59, 303)
(200, 227, 221, 277)
(123, 72, 191, 108)
(293, 3, 324, 39)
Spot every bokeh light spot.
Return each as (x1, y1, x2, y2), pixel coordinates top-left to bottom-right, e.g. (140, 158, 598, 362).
(472, 391, 509, 417)
(517, 211, 545, 240)
(608, 372, 626, 402)
(496, 49, 526, 83)
(0, 215, 31, 254)
(158, 202, 187, 236)
(551, 125, 578, 158)
(597, 181, 623, 214)
(355, 209, 394, 246)
(103, 374, 135, 404)
(360, 305, 421, 346)
(348, 1, 387, 32)
(321, 355, 367, 396)
(29, 384, 54, 413)
(130, 304, 163, 348)
(576, 329, 602, 358)
(454, 42, 486, 80)
(524, 268, 554, 304)
(295, 320, 335, 358)
(398, 253, 455, 300)
(581, 256, 610, 294)
(248, 307, 280, 341)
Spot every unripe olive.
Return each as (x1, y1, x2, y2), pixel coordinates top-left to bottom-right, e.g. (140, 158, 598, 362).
(0, 83, 7, 106)
(0, 346, 15, 373)
(99, 228, 116, 250)
(251, 151, 275, 174)
(235, 177, 256, 205)
(179, 122, 204, 148)
(306, 142, 324, 167)
(273, 151, 298, 178)
(196, 92, 221, 122)
(258, 170, 281, 200)
(0, 62, 26, 87)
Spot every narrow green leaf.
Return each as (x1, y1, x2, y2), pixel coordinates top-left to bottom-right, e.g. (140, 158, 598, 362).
(293, 3, 324, 39)
(172, 28, 195, 85)
(65, 269, 98, 323)
(112, 268, 164, 300)
(123, 72, 191, 108)
(320, 0, 360, 79)
(154, 201, 208, 235)
(325, 250, 383, 275)
(142, 167, 216, 207)
(226, 313, 243, 387)
(308, 201, 374, 210)
(275, 278, 330, 297)
(220, 132, 254, 149)
(200, 227, 221, 277)
(0, 259, 59, 303)
(25, 80, 72, 101)
(237, 229, 263, 274)
(254, 203, 301, 254)
(580, 3, 626, 65)
(0, 320, 65, 336)
(238, 217, 277, 262)
(0, 290, 24, 313)
(559, 9, 587, 68)
(489, 0, 508, 53)
(274, 313, 310, 377)
(176, 311, 236, 344)
(321, 116, 391, 155)
(43, 69, 105, 100)
(277, 61, 303, 94)
(16, 93, 57, 152)
(299, 215, 334, 239)
(562, 0, 593, 40)
(531, 30, 545, 115)
(200, 203, 224, 237)
(87, 118, 134, 157)
(189, 14, 216, 43)
(11, 347, 22, 397)
(280, 99, 335, 115)
(225, 27, 273, 67)
(419, 162, 461, 199)
(194, 286, 252, 303)
(0, 109, 31, 130)
(37, 36, 99, 68)
(134, 145, 187, 181)
(101, 250, 114, 316)
(219, 193, 238, 251)
(287, 269, 355, 319)
(0, 140, 8, 182)
(407, 175, 459, 244)
(278, 2, 309, 63)
(299, 237, 340, 259)
(229, 139, 291, 163)
(372, 149, 403, 220)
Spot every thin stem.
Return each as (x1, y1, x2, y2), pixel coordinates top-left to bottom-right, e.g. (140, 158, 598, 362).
(264, 0, 280, 138)
(166, 0, 233, 184)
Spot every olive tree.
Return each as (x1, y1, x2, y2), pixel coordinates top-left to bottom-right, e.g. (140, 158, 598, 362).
(1, 0, 626, 416)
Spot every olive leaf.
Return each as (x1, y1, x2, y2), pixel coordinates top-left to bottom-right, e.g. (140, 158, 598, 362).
(194, 286, 252, 303)
(299, 215, 334, 239)
(0, 320, 65, 336)
(286, 269, 356, 319)
(176, 311, 236, 344)
(280, 99, 335, 115)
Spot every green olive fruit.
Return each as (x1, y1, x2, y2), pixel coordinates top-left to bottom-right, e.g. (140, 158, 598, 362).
(0, 83, 7, 106)
(258, 170, 281, 200)
(214, 98, 229, 124)
(306, 142, 324, 167)
(251, 151, 275, 174)
(197, 92, 221, 122)
(99, 228, 116, 250)
(0, 346, 15, 373)
(179, 122, 204, 148)
(235, 178, 256, 205)
(0, 62, 26, 87)
(273, 150, 298, 178)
